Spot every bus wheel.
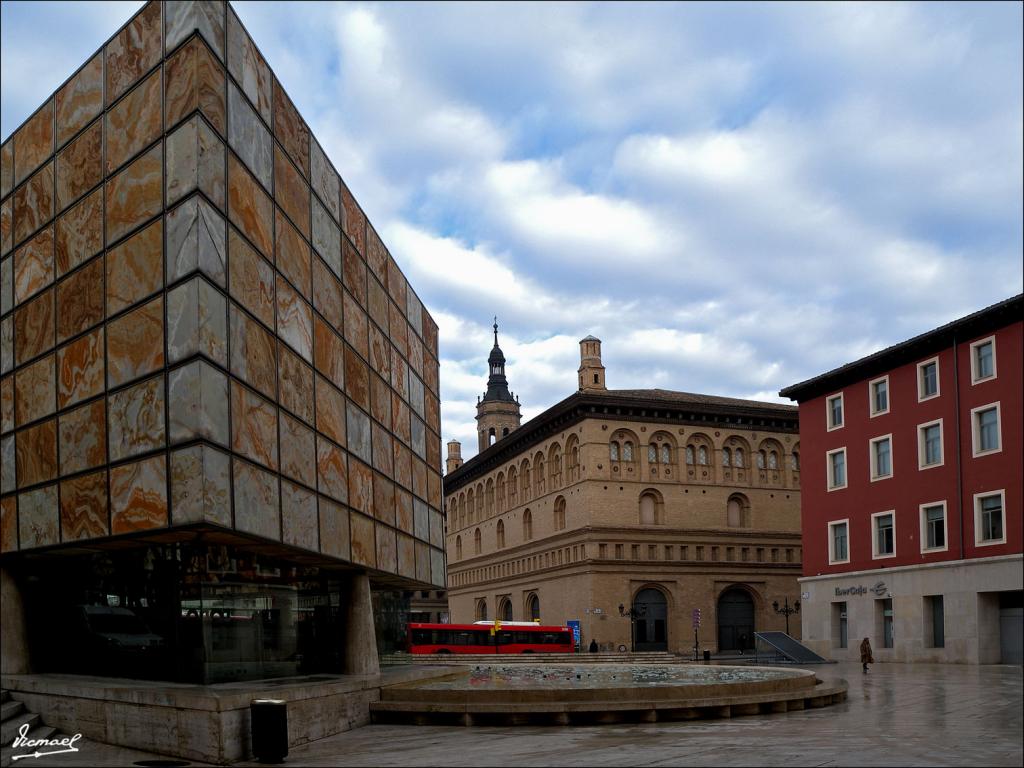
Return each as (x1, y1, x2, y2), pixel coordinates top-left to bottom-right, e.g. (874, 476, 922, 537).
(521, 650, 534, 654)
(436, 649, 451, 654)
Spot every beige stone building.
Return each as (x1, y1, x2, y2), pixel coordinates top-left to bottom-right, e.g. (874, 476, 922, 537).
(444, 334, 804, 655)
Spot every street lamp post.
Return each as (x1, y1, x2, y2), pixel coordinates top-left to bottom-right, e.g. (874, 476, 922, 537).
(772, 597, 801, 636)
(618, 603, 647, 652)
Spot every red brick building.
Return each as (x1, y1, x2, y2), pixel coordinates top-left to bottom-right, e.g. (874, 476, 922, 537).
(780, 295, 1022, 664)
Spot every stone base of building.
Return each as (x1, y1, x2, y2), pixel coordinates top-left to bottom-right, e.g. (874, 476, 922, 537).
(0, 666, 447, 765)
(799, 554, 1023, 665)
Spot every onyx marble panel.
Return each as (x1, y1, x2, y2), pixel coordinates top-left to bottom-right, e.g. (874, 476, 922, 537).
(233, 458, 280, 540)
(106, 219, 163, 315)
(55, 188, 103, 277)
(16, 418, 57, 488)
(56, 53, 103, 148)
(170, 443, 232, 526)
(310, 139, 340, 223)
(57, 328, 104, 409)
(311, 198, 341, 278)
(19, 485, 59, 548)
(278, 343, 313, 425)
(168, 358, 229, 446)
(107, 297, 164, 388)
(107, 375, 165, 461)
(55, 255, 104, 344)
(58, 398, 106, 475)
(110, 453, 168, 533)
(227, 155, 273, 258)
(13, 100, 54, 187)
(318, 496, 350, 560)
(13, 226, 54, 305)
(14, 353, 54, 426)
(226, 8, 272, 123)
(106, 144, 162, 245)
(230, 380, 278, 471)
(275, 209, 311, 299)
(106, 1, 162, 106)
(229, 303, 276, 399)
(166, 116, 225, 209)
(228, 227, 275, 328)
(280, 411, 315, 487)
(274, 146, 309, 238)
(166, 195, 226, 287)
(165, 0, 225, 60)
(14, 161, 54, 246)
(60, 470, 109, 541)
(276, 275, 312, 362)
(316, 436, 347, 504)
(166, 275, 227, 367)
(165, 36, 226, 134)
(14, 288, 54, 365)
(281, 480, 317, 551)
(56, 119, 102, 212)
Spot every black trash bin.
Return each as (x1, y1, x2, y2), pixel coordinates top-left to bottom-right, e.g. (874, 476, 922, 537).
(703, 650, 711, 663)
(251, 699, 288, 763)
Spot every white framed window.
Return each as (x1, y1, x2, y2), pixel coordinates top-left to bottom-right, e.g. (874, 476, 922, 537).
(828, 519, 850, 564)
(869, 375, 890, 417)
(974, 490, 1006, 546)
(869, 435, 893, 481)
(971, 402, 1002, 457)
(826, 393, 844, 431)
(919, 501, 948, 553)
(827, 447, 847, 491)
(871, 510, 896, 559)
(970, 336, 996, 384)
(917, 419, 944, 470)
(917, 357, 940, 401)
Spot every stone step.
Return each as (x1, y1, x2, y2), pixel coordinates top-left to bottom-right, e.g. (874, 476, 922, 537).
(1, 725, 56, 768)
(1, 713, 39, 746)
(0, 701, 24, 722)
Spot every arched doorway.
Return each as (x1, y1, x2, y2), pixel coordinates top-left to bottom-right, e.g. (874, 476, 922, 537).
(632, 588, 668, 652)
(499, 598, 513, 622)
(717, 588, 755, 652)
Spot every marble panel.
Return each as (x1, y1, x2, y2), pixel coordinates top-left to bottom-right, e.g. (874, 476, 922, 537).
(107, 297, 164, 387)
(282, 480, 318, 551)
(55, 188, 103, 277)
(424, 351, 440, 396)
(56, 120, 102, 212)
(342, 244, 367, 313)
(408, 332, 424, 379)
(373, 473, 396, 526)
(56, 255, 104, 344)
(227, 154, 273, 257)
(389, 302, 408, 359)
(430, 546, 445, 587)
(56, 53, 103, 148)
(0, 142, 10, 199)
(1, 436, 13, 493)
(387, 257, 408, 314)
(16, 418, 57, 488)
(228, 82, 272, 191)
(425, 428, 441, 471)
(409, 372, 425, 420)
(106, 144, 162, 245)
(13, 100, 54, 187)
(347, 401, 372, 465)
(393, 440, 412, 492)
(231, 380, 278, 470)
(365, 224, 388, 290)
(105, 1, 162, 106)
(428, 468, 442, 508)
(226, 8, 272, 123)
(376, 523, 397, 574)
(19, 485, 58, 548)
(168, 358, 229, 446)
(14, 288, 54, 365)
(340, 182, 366, 256)
(60, 470, 109, 541)
(395, 487, 413, 534)
(14, 161, 54, 246)
(413, 497, 429, 541)
(277, 343, 313, 425)
(58, 398, 106, 475)
(424, 385, 441, 433)
(348, 458, 373, 516)
(0, 496, 15, 552)
(229, 303, 276, 399)
(367, 276, 389, 336)
(110, 453, 168, 533)
(406, 289, 423, 340)
(165, 0, 225, 59)
(228, 227, 274, 327)
(275, 209, 311, 299)
(108, 375, 165, 461)
(166, 116, 226, 209)
(14, 354, 54, 426)
(233, 458, 280, 540)
(280, 411, 315, 487)
(170, 443, 231, 526)
(166, 275, 227, 367)
(369, 372, 391, 428)
(411, 455, 427, 501)
(415, 541, 430, 584)
(314, 375, 346, 446)
(422, 312, 438, 357)
(371, 422, 393, 476)
(106, 219, 163, 315)
(1, 376, 12, 433)
(2, 202, 11, 259)
(276, 275, 312, 362)
(56, 330, 103, 410)
(311, 252, 343, 330)
(391, 347, 409, 402)
(316, 436, 348, 503)
(310, 139, 340, 223)
(350, 512, 375, 567)
(14, 226, 54, 305)
(166, 195, 227, 286)
(311, 198, 341, 278)
(273, 79, 309, 177)
(165, 37, 226, 134)
(1, 316, 10, 374)
(429, 509, 444, 549)
(313, 317, 345, 389)
(396, 532, 416, 579)
(344, 345, 370, 412)
(106, 70, 162, 175)
(275, 147, 309, 238)
(368, 323, 391, 381)
(391, 392, 411, 446)
(318, 496, 350, 560)
(343, 295, 369, 366)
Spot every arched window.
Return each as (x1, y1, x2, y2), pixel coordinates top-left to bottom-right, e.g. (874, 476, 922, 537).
(686, 446, 695, 465)
(792, 451, 800, 471)
(496, 473, 506, 511)
(502, 427, 509, 436)
(648, 444, 658, 463)
(521, 464, 531, 499)
(527, 594, 540, 622)
(476, 484, 484, 517)
(486, 479, 495, 515)
(497, 520, 505, 549)
(499, 598, 513, 622)
(638, 490, 664, 525)
(523, 509, 533, 540)
(768, 451, 778, 470)
(756, 451, 766, 469)
(554, 496, 566, 531)
(549, 444, 562, 488)
(623, 442, 634, 461)
(727, 498, 742, 527)
(476, 598, 488, 621)
(722, 448, 732, 467)
(660, 445, 670, 464)
(534, 454, 545, 495)
(508, 467, 518, 505)
(698, 446, 708, 466)
(474, 528, 482, 554)
(455, 535, 462, 560)
(610, 441, 620, 461)
(466, 489, 475, 524)
(566, 437, 580, 482)
(734, 448, 745, 468)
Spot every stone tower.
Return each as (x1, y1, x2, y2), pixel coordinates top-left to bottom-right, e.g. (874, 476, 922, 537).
(446, 439, 464, 474)
(476, 320, 522, 452)
(578, 335, 607, 391)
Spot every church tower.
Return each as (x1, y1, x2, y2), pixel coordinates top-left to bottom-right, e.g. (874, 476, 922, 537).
(476, 320, 522, 452)
(578, 335, 607, 391)
(445, 439, 463, 474)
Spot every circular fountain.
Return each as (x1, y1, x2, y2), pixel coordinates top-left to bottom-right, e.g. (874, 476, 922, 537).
(372, 663, 847, 726)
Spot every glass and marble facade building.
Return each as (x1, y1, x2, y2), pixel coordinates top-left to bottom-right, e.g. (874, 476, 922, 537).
(0, 0, 444, 685)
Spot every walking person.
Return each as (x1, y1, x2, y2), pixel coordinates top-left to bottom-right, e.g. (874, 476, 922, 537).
(860, 637, 874, 674)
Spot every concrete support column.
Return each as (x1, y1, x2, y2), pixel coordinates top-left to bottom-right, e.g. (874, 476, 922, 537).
(344, 572, 379, 676)
(1, 567, 31, 674)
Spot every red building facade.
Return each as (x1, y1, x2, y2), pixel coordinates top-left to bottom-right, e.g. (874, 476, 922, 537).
(781, 295, 1022, 664)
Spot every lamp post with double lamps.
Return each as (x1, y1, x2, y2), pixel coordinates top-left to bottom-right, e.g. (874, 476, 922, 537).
(772, 597, 801, 636)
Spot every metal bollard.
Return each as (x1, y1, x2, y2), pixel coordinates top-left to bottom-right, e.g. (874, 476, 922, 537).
(251, 698, 288, 763)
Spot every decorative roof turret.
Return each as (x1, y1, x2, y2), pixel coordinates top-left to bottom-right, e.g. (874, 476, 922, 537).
(482, 318, 515, 403)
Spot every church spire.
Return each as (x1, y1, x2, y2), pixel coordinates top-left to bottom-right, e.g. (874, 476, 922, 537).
(476, 317, 522, 451)
(483, 318, 513, 403)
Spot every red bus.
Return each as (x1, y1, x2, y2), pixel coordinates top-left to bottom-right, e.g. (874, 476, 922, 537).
(408, 623, 574, 654)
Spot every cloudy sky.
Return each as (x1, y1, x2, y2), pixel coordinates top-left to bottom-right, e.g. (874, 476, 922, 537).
(3, 1, 1021, 461)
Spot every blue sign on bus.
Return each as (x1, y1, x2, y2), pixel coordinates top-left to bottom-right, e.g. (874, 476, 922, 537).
(566, 620, 581, 651)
